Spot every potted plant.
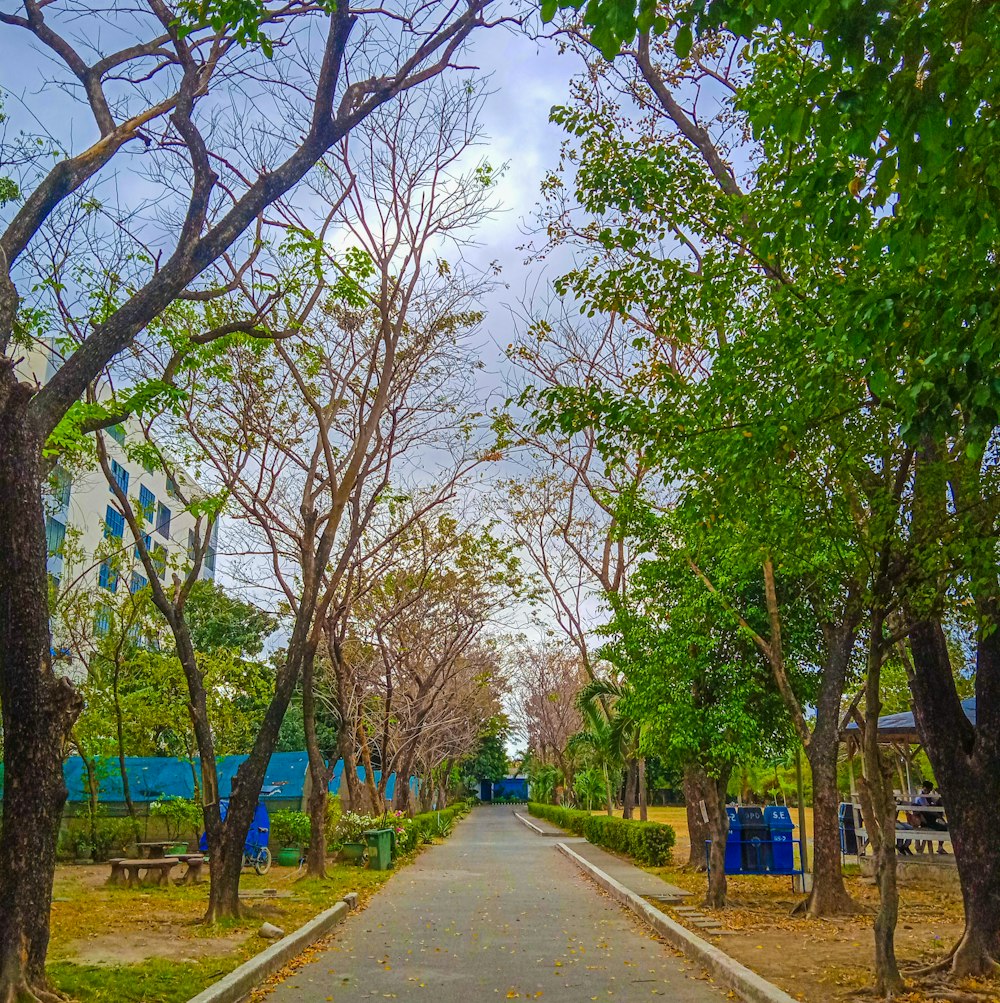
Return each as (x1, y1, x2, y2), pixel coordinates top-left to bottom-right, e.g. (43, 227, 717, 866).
(270, 809, 311, 867)
(332, 812, 377, 863)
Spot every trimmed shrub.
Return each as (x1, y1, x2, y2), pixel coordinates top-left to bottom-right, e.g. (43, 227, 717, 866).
(527, 802, 675, 867)
(409, 800, 473, 847)
(271, 809, 311, 848)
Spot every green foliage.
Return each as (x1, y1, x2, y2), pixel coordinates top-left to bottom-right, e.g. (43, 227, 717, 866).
(527, 802, 675, 866)
(527, 762, 560, 804)
(57, 817, 134, 863)
(465, 728, 509, 783)
(148, 798, 203, 841)
(331, 811, 380, 846)
(573, 768, 607, 811)
(174, 0, 338, 57)
(183, 580, 276, 657)
(270, 809, 311, 848)
(539, 0, 665, 59)
(410, 802, 473, 846)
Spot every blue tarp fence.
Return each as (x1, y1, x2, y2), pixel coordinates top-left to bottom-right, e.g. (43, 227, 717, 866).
(0, 752, 418, 805)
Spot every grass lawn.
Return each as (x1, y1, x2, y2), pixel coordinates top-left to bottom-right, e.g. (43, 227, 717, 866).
(46, 860, 393, 1002)
(585, 805, 999, 1003)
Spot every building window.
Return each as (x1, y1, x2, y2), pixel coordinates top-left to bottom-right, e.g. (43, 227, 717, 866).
(45, 516, 66, 556)
(135, 532, 151, 559)
(95, 608, 111, 636)
(130, 571, 148, 593)
(205, 544, 217, 576)
(107, 423, 126, 445)
(98, 561, 118, 593)
(105, 505, 125, 540)
(139, 485, 155, 523)
(166, 475, 179, 499)
(109, 459, 129, 496)
(151, 543, 167, 580)
(51, 466, 72, 511)
(156, 502, 171, 538)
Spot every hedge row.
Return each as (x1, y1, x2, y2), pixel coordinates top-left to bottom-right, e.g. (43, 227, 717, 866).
(407, 800, 474, 848)
(528, 802, 675, 866)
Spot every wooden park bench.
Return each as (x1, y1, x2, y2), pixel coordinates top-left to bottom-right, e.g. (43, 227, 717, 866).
(106, 856, 179, 888)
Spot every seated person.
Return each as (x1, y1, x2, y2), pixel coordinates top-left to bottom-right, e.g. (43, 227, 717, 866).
(914, 781, 949, 854)
(895, 809, 914, 855)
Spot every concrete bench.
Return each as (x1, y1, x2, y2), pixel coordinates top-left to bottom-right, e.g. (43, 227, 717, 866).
(107, 857, 179, 887)
(175, 854, 206, 884)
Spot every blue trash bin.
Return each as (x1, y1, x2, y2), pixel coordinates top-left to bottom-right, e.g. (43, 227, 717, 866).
(765, 805, 795, 873)
(737, 805, 770, 873)
(839, 802, 858, 854)
(724, 806, 743, 874)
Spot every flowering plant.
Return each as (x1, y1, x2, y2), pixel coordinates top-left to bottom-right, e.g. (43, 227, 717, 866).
(332, 811, 379, 844)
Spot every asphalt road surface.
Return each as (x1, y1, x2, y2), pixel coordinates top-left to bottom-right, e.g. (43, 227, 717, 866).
(266, 805, 725, 1002)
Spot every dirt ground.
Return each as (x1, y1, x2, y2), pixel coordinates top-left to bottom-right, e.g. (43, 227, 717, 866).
(48, 858, 392, 1001)
(635, 807, 999, 1003)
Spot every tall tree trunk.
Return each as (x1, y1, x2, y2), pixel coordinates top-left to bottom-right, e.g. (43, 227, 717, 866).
(337, 723, 361, 813)
(329, 631, 361, 813)
(204, 631, 309, 922)
(622, 759, 637, 819)
(112, 669, 140, 839)
(358, 722, 381, 815)
(0, 376, 83, 1002)
(901, 447, 1000, 975)
(703, 766, 732, 909)
(907, 617, 1000, 976)
(857, 609, 903, 997)
(302, 650, 333, 878)
(683, 762, 713, 870)
(74, 742, 99, 861)
(798, 621, 859, 917)
(637, 757, 647, 821)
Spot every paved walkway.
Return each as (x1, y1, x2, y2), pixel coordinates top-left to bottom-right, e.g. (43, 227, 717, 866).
(268, 806, 725, 1002)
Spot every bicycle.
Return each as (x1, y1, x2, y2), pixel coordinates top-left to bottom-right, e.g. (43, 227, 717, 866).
(243, 837, 272, 875)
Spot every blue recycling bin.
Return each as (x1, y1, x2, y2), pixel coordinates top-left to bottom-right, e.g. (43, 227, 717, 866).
(839, 802, 858, 854)
(765, 805, 795, 873)
(724, 806, 743, 873)
(737, 805, 770, 873)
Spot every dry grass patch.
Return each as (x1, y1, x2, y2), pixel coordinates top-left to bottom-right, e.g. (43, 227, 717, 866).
(47, 860, 393, 1002)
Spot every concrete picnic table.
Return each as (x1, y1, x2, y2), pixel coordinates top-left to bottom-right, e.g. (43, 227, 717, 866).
(135, 841, 187, 858)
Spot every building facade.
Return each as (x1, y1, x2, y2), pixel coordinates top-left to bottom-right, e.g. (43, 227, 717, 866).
(18, 345, 216, 619)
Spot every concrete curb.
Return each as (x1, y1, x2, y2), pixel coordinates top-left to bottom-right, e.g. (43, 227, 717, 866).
(556, 842, 798, 1003)
(512, 811, 548, 836)
(186, 897, 353, 1003)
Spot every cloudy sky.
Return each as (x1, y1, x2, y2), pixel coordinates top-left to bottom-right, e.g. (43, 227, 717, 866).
(0, 7, 591, 642)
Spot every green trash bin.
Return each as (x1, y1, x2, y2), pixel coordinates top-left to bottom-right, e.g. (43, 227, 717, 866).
(363, 828, 394, 870)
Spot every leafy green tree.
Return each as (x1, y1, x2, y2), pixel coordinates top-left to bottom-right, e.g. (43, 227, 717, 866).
(0, 2, 498, 988)
(539, 0, 1000, 975)
(598, 528, 795, 907)
(184, 581, 276, 658)
(466, 729, 510, 786)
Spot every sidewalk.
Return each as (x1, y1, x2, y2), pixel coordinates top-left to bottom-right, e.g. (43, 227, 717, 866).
(512, 810, 691, 902)
(264, 805, 726, 1002)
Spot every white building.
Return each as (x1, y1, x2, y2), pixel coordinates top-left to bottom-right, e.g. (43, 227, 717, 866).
(18, 345, 216, 627)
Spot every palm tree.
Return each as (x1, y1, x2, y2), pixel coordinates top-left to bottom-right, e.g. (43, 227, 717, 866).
(574, 677, 647, 820)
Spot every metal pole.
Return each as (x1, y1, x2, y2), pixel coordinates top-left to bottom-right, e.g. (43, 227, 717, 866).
(795, 746, 810, 873)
